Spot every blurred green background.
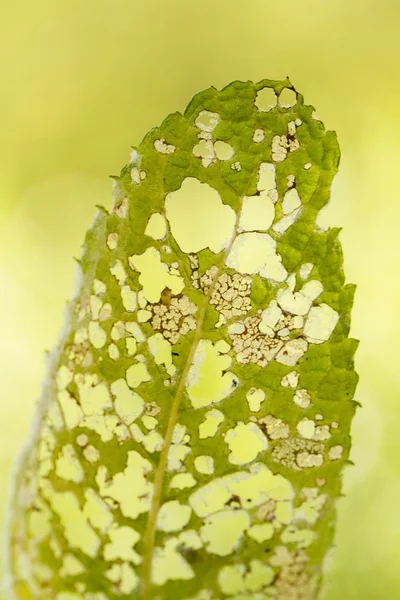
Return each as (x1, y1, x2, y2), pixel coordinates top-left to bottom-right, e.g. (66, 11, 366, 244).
(1, 1, 399, 598)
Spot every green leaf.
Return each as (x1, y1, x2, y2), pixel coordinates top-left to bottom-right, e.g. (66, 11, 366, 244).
(6, 79, 358, 600)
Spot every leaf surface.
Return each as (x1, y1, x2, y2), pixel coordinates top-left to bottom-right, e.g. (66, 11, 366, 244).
(7, 79, 358, 600)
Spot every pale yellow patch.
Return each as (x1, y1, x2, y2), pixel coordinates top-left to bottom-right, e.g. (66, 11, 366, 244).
(199, 409, 224, 439)
(247, 522, 274, 543)
(226, 232, 287, 282)
(187, 339, 238, 409)
(148, 332, 172, 369)
(257, 162, 276, 192)
(195, 111, 220, 132)
(170, 473, 197, 490)
(111, 378, 144, 424)
(200, 509, 250, 556)
(104, 525, 141, 563)
(246, 387, 266, 412)
(126, 362, 151, 388)
(157, 500, 192, 532)
(145, 213, 167, 240)
(225, 422, 268, 465)
(110, 259, 127, 285)
(239, 194, 275, 232)
(128, 246, 184, 303)
(125, 321, 146, 343)
(121, 285, 137, 312)
(88, 321, 107, 349)
(297, 418, 316, 439)
(107, 232, 118, 250)
(194, 455, 214, 475)
(50, 491, 100, 557)
(304, 303, 339, 343)
(151, 544, 194, 586)
(282, 188, 301, 214)
(165, 177, 236, 254)
(279, 88, 297, 108)
(96, 451, 153, 519)
(84, 489, 113, 533)
(255, 87, 277, 112)
(214, 140, 234, 161)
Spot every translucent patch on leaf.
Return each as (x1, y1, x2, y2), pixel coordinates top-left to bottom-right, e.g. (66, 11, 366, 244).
(214, 140, 234, 161)
(282, 188, 301, 214)
(218, 560, 275, 595)
(165, 178, 236, 254)
(253, 128, 265, 143)
(275, 339, 308, 366)
(195, 110, 220, 132)
(199, 409, 224, 439)
(281, 525, 316, 548)
(110, 259, 127, 285)
(157, 500, 192, 532)
(154, 138, 175, 154)
(293, 389, 311, 409)
(84, 489, 113, 533)
(225, 422, 268, 465)
(189, 464, 294, 518)
(259, 414, 290, 440)
(170, 473, 197, 489)
(128, 247, 184, 303)
(304, 303, 339, 343)
(96, 451, 153, 519)
(299, 262, 314, 280)
(279, 88, 297, 108)
(76, 378, 112, 416)
(126, 362, 151, 388)
(247, 523, 275, 543)
(106, 232, 118, 250)
(281, 371, 299, 389)
(186, 340, 239, 409)
(145, 213, 167, 240)
(152, 544, 194, 586)
(297, 418, 316, 439)
(246, 387, 266, 412)
(329, 445, 344, 460)
(56, 444, 84, 482)
(104, 525, 141, 563)
(257, 163, 277, 196)
(255, 87, 277, 112)
(273, 208, 301, 234)
(200, 509, 250, 556)
(148, 333, 172, 369)
(106, 562, 139, 594)
(142, 430, 164, 453)
(193, 139, 215, 167)
(167, 443, 191, 472)
(50, 491, 100, 557)
(277, 278, 323, 316)
(88, 321, 107, 349)
(126, 321, 146, 343)
(194, 455, 214, 474)
(121, 285, 137, 312)
(239, 195, 275, 232)
(110, 379, 144, 424)
(226, 233, 287, 282)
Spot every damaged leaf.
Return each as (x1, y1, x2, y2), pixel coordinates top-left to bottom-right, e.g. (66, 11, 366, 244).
(6, 78, 358, 600)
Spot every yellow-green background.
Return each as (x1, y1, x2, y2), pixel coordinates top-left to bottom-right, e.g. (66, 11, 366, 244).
(1, 1, 399, 598)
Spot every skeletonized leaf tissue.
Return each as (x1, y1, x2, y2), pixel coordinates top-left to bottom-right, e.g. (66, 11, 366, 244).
(6, 79, 358, 600)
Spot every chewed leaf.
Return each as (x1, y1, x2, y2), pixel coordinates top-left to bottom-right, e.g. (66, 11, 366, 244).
(6, 79, 358, 600)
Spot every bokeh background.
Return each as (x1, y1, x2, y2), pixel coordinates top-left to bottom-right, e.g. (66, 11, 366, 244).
(1, 1, 399, 598)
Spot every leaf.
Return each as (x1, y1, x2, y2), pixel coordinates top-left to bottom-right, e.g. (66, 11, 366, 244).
(6, 79, 358, 600)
